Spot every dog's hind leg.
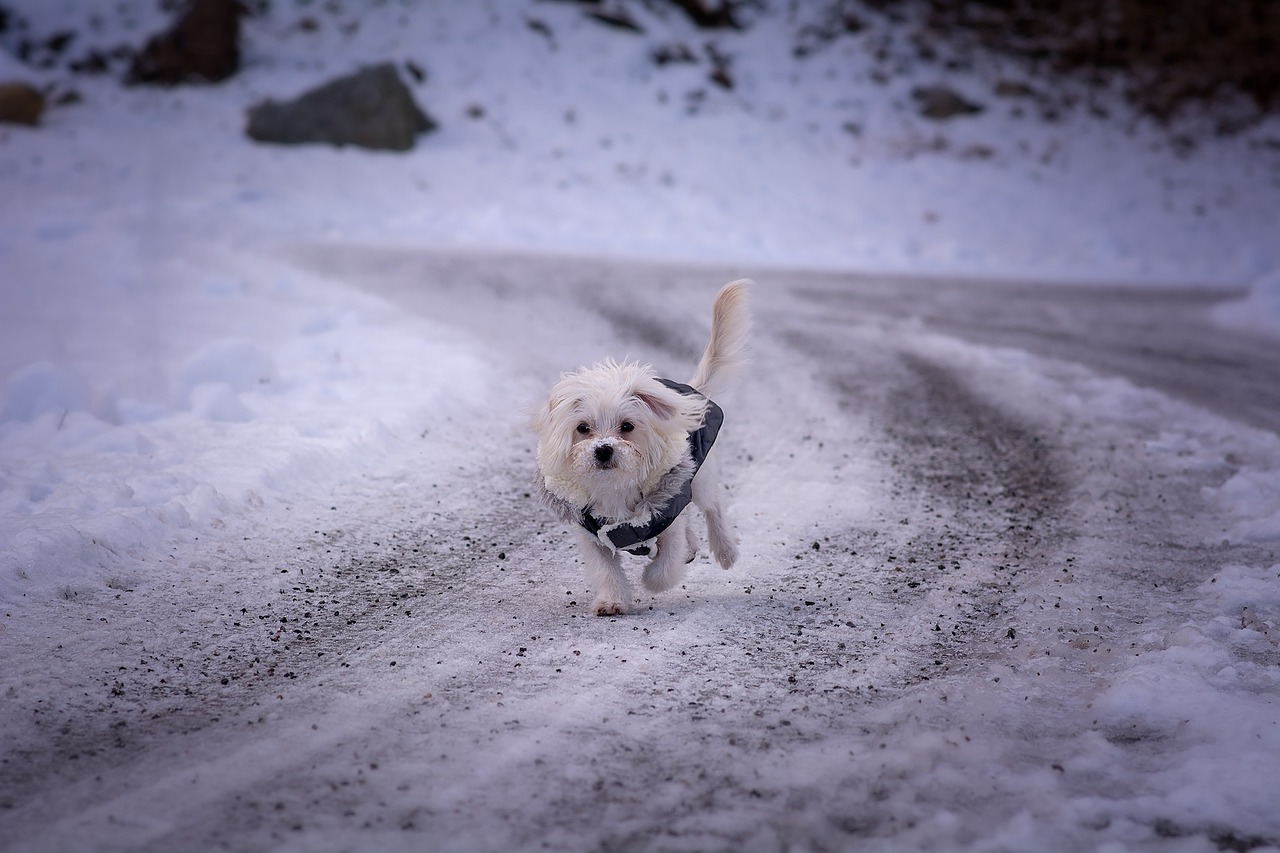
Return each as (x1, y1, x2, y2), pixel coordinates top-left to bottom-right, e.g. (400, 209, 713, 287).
(575, 527, 633, 615)
(702, 504, 738, 570)
(693, 474, 738, 571)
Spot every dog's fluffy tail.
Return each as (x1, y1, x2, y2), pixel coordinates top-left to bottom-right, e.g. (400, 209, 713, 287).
(689, 279, 751, 400)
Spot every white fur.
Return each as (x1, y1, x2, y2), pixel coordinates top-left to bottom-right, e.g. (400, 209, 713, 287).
(531, 280, 751, 616)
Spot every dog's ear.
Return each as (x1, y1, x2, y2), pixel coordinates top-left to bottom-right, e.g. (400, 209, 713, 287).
(530, 392, 559, 434)
(531, 387, 582, 464)
(634, 389, 677, 420)
(634, 382, 705, 432)
(540, 390, 580, 430)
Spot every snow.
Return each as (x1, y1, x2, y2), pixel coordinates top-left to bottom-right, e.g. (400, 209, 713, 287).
(2, 2, 1280, 851)
(1213, 267, 1280, 341)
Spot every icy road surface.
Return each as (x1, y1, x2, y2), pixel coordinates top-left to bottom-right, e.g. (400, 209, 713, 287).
(3, 251, 1279, 852)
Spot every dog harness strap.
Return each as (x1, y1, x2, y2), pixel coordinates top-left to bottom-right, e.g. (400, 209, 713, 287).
(581, 379, 723, 555)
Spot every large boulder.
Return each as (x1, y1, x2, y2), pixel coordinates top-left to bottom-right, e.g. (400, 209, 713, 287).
(245, 63, 436, 152)
(0, 81, 44, 125)
(127, 0, 242, 85)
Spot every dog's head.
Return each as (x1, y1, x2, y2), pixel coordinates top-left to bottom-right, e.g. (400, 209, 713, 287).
(532, 360, 704, 516)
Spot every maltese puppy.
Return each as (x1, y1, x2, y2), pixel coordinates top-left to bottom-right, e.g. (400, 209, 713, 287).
(532, 280, 751, 616)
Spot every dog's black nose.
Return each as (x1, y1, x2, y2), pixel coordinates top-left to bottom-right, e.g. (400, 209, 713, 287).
(594, 444, 614, 464)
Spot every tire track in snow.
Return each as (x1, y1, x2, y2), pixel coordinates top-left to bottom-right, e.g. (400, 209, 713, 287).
(877, 351, 1068, 671)
(777, 311, 1071, 694)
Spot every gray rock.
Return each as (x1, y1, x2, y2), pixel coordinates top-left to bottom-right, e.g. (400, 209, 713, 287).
(246, 63, 436, 152)
(0, 81, 44, 125)
(994, 79, 1036, 99)
(127, 0, 242, 86)
(911, 85, 985, 120)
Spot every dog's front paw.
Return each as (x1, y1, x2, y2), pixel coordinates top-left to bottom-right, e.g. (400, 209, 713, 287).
(593, 599, 628, 617)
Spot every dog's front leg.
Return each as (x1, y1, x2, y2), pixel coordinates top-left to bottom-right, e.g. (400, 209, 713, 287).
(575, 526, 633, 616)
(642, 513, 694, 593)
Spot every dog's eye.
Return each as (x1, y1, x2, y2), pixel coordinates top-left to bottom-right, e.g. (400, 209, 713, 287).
(576, 422, 590, 435)
(619, 421, 634, 433)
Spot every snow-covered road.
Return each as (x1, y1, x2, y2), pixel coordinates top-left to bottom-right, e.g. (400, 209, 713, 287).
(4, 1, 1280, 847)
(4, 250, 1278, 852)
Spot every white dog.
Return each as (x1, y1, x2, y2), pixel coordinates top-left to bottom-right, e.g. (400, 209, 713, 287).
(532, 280, 751, 616)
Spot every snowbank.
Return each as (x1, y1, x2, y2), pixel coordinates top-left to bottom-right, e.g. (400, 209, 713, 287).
(1213, 268, 1280, 341)
(0, 244, 504, 602)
